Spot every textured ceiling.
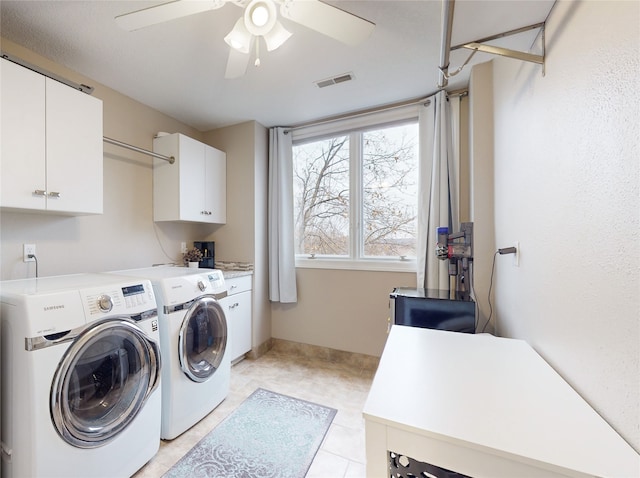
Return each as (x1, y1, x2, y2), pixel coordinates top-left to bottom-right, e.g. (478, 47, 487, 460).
(0, 1, 554, 131)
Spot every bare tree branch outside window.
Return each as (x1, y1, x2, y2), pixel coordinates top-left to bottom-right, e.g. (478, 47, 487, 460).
(293, 122, 418, 259)
(362, 125, 417, 257)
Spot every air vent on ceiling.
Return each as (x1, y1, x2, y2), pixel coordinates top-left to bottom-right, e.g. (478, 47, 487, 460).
(315, 72, 355, 89)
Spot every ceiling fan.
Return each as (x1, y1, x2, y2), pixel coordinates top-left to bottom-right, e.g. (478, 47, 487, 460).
(115, 0, 375, 79)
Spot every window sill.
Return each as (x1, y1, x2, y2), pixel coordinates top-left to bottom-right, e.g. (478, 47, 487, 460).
(295, 258, 416, 273)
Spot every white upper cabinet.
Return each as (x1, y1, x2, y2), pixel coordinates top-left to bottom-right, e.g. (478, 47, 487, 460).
(0, 58, 103, 215)
(153, 133, 226, 224)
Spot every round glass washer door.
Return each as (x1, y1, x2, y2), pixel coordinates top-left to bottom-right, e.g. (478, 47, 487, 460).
(178, 296, 228, 383)
(50, 318, 160, 448)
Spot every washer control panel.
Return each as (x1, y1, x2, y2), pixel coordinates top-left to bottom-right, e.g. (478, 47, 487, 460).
(81, 280, 156, 319)
(97, 294, 114, 312)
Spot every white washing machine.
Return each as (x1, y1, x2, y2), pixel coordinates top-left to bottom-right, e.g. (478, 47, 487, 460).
(0, 273, 162, 478)
(112, 266, 230, 440)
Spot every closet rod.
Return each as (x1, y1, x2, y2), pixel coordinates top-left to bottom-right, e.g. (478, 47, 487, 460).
(103, 136, 175, 164)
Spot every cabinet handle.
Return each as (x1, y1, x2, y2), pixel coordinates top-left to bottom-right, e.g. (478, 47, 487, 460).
(48, 191, 61, 198)
(201, 210, 213, 215)
(230, 285, 238, 290)
(33, 189, 46, 197)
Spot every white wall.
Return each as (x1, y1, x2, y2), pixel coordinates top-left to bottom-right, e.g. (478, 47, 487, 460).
(272, 269, 415, 357)
(203, 122, 272, 354)
(468, 61, 495, 334)
(490, 1, 639, 450)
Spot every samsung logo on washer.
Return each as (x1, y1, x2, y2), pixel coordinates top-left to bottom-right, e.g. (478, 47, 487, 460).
(44, 305, 65, 311)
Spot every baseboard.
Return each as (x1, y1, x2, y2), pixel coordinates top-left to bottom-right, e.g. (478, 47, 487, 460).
(270, 338, 380, 372)
(245, 337, 274, 360)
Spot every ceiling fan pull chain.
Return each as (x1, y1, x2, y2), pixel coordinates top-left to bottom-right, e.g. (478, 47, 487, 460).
(254, 37, 261, 67)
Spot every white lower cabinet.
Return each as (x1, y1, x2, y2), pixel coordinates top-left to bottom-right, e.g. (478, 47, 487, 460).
(222, 275, 252, 363)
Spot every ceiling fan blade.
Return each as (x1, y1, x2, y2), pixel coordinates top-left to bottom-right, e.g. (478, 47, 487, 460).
(280, 0, 375, 46)
(115, 0, 227, 31)
(225, 47, 250, 79)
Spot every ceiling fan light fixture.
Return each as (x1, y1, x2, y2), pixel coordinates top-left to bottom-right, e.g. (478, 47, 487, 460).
(244, 0, 277, 36)
(263, 20, 292, 51)
(251, 5, 269, 27)
(224, 17, 252, 54)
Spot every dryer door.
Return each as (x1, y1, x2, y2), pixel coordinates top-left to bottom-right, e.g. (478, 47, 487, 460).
(50, 318, 161, 448)
(178, 295, 228, 382)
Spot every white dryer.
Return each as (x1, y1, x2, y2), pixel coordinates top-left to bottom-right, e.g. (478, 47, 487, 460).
(0, 273, 161, 478)
(112, 266, 230, 440)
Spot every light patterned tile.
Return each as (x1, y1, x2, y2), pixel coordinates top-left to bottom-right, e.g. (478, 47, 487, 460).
(345, 460, 367, 478)
(322, 423, 367, 464)
(306, 450, 349, 478)
(135, 344, 375, 477)
(131, 457, 169, 478)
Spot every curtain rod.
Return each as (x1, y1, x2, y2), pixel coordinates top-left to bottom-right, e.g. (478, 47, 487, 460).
(103, 136, 175, 164)
(449, 88, 468, 98)
(285, 96, 432, 133)
(285, 88, 468, 133)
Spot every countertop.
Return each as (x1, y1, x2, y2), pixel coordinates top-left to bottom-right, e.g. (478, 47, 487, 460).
(212, 260, 253, 280)
(363, 326, 640, 477)
(221, 270, 253, 280)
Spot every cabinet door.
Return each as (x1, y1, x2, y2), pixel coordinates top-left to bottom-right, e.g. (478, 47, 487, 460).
(178, 135, 206, 222)
(219, 296, 234, 359)
(230, 289, 252, 360)
(204, 145, 226, 224)
(0, 59, 47, 210)
(46, 78, 103, 214)
(225, 290, 253, 362)
(153, 133, 227, 224)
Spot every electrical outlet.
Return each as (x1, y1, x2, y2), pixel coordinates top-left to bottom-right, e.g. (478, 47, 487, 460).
(514, 241, 520, 267)
(23, 243, 36, 262)
(181, 242, 187, 253)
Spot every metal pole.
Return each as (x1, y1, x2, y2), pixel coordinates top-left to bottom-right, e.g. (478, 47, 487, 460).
(103, 136, 175, 164)
(438, 0, 455, 89)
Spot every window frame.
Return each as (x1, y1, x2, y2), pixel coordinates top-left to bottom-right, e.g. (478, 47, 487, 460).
(292, 105, 419, 272)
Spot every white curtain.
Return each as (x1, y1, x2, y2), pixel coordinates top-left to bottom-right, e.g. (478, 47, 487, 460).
(268, 127, 298, 303)
(417, 90, 461, 290)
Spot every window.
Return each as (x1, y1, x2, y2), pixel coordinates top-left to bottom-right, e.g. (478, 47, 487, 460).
(292, 109, 419, 271)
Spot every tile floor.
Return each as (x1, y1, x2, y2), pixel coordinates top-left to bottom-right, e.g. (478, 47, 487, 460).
(133, 341, 379, 478)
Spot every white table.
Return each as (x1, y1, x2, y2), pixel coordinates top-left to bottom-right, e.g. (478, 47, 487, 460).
(363, 326, 640, 477)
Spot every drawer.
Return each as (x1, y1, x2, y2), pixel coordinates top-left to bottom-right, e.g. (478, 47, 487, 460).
(225, 274, 252, 295)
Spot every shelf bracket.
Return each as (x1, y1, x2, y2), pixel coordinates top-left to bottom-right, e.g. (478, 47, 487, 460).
(451, 22, 546, 72)
(459, 42, 544, 65)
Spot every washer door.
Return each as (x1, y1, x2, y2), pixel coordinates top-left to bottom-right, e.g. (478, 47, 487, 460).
(50, 318, 161, 448)
(178, 296, 227, 383)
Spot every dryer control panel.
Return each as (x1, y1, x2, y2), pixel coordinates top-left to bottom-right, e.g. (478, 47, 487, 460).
(205, 269, 226, 295)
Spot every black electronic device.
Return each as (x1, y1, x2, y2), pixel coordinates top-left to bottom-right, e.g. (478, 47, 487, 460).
(390, 288, 476, 334)
(193, 241, 215, 268)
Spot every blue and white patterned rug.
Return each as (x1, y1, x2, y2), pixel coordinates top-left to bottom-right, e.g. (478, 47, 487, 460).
(162, 388, 337, 478)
